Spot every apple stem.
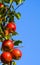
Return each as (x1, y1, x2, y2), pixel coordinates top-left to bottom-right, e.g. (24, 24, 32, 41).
(8, 62, 12, 65)
(9, 61, 12, 65)
(8, 63, 10, 65)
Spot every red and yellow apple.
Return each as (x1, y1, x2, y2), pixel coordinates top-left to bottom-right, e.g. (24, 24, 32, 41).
(1, 52, 12, 64)
(11, 48, 22, 60)
(0, 3, 4, 8)
(6, 22, 16, 33)
(2, 40, 14, 51)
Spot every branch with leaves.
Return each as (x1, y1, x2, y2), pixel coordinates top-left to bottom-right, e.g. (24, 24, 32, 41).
(0, 0, 25, 65)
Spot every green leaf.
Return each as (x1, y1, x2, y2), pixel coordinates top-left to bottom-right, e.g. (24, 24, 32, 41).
(15, 12, 21, 19)
(15, 0, 25, 5)
(0, 38, 3, 42)
(12, 62, 16, 65)
(0, 33, 2, 37)
(9, 16, 14, 21)
(14, 40, 22, 46)
(12, 32, 18, 36)
(10, 0, 13, 3)
(0, 0, 2, 3)
(3, 0, 10, 3)
(5, 35, 10, 40)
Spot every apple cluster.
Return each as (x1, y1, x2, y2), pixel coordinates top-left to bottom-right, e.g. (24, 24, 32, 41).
(1, 40, 22, 64)
(0, 1, 23, 65)
(0, 21, 22, 64)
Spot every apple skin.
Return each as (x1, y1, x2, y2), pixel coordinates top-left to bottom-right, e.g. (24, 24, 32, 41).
(6, 22, 16, 32)
(2, 40, 14, 51)
(0, 3, 4, 8)
(1, 52, 12, 64)
(11, 48, 22, 60)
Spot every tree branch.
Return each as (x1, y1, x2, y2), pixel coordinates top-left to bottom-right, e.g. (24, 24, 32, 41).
(14, 3, 24, 11)
(2, 1, 13, 17)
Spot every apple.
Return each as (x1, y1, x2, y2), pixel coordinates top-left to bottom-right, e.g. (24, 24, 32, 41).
(6, 22, 16, 32)
(2, 40, 14, 51)
(0, 3, 4, 8)
(11, 48, 22, 60)
(1, 52, 12, 64)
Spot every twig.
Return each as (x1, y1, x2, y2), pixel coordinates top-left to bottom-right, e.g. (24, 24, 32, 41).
(14, 3, 24, 11)
(14, 46, 24, 48)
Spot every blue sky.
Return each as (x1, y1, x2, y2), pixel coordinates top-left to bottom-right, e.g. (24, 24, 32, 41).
(15, 0, 40, 65)
(0, 0, 40, 65)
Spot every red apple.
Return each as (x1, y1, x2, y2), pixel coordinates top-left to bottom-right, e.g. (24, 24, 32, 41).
(1, 52, 12, 64)
(6, 22, 16, 32)
(11, 48, 22, 60)
(0, 3, 4, 8)
(0, 55, 1, 60)
(2, 40, 14, 51)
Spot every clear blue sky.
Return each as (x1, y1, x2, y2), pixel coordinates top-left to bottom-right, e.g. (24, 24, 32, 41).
(0, 0, 40, 65)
